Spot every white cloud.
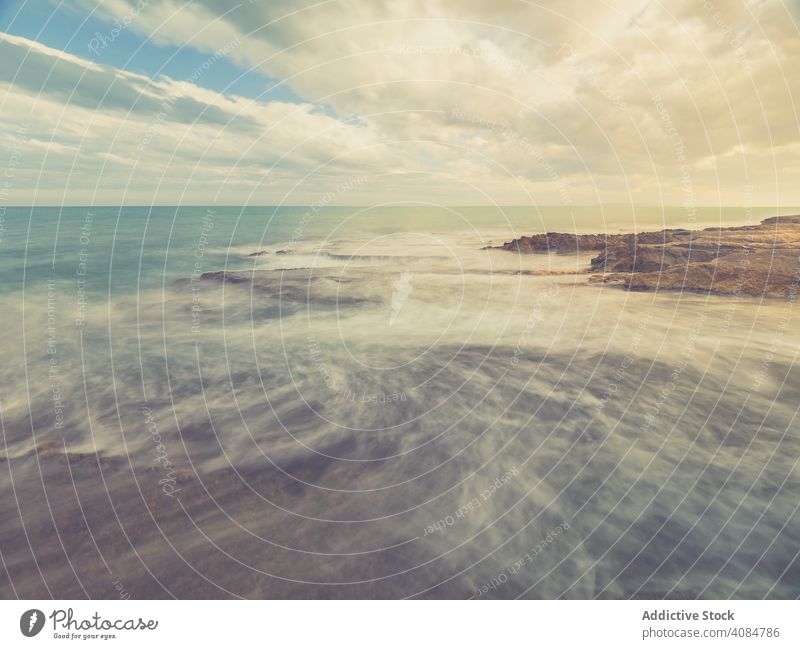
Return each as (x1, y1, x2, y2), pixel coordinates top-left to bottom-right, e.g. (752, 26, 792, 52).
(0, 31, 401, 204)
(3, 0, 800, 204)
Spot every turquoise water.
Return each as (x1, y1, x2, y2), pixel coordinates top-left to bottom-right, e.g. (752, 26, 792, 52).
(0, 204, 798, 599)
(0, 204, 790, 294)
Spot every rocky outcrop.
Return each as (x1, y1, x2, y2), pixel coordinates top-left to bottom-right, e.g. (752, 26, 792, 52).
(590, 242, 717, 273)
(499, 215, 800, 299)
(619, 249, 800, 298)
(493, 229, 693, 254)
(495, 232, 614, 253)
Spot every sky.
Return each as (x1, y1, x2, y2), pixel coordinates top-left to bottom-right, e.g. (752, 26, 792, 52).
(0, 0, 799, 206)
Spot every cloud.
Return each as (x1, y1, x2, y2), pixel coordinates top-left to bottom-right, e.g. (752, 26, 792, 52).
(3, 0, 800, 204)
(0, 31, 399, 204)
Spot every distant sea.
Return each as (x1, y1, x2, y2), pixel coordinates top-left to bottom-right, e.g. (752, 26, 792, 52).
(0, 204, 791, 294)
(0, 204, 798, 598)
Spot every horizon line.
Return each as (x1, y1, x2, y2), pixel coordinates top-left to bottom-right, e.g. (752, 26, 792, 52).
(3, 204, 798, 209)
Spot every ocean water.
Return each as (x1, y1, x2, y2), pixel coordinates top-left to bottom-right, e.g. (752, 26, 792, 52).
(0, 205, 799, 599)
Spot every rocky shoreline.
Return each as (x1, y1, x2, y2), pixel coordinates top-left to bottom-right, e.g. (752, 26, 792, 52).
(493, 215, 800, 299)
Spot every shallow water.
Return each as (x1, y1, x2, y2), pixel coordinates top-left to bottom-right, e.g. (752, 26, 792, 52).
(0, 205, 798, 598)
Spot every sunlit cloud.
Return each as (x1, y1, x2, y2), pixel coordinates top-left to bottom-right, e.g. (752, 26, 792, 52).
(1, 0, 799, 204)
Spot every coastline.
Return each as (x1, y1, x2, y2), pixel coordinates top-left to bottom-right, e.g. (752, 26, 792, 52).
(492, 215, 800, 299)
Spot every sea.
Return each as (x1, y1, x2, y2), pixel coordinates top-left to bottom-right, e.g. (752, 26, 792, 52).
(0, 204, 798, 598)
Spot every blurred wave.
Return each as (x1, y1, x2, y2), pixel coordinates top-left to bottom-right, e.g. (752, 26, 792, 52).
(0, 207, 798, 598)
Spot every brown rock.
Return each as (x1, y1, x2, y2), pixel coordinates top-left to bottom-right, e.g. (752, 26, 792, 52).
(497, 215, 800, 298)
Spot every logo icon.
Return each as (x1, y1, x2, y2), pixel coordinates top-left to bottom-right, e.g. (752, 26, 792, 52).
(20, 609, 45, 637)
(389, 271, 413, 325)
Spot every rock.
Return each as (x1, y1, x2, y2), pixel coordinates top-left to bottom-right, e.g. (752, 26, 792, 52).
(759, 215, 800, 226)
(498, 215, 800, 298)
(199, 270, 249, 283)
(622, 250, 800, 298)
(493, 229, 693, 254)
(590, 242, 717, 273)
